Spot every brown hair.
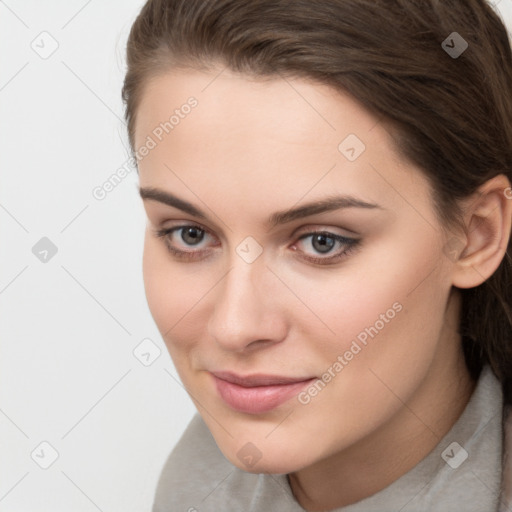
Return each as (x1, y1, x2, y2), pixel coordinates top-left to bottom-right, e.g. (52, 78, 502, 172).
(122, 0, 512, 402)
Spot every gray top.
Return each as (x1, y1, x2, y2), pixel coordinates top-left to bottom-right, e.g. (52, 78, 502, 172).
(153, 365, 503, 512)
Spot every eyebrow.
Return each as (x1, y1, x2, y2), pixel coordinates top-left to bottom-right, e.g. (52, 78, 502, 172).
(139, 186, 383, 228)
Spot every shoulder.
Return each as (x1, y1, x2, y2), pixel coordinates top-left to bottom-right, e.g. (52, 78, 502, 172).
(500, 404, 512, 511)
(152, 413, 232, 511)
(152, 413, 298, 512)
(157, 413, 231, 480)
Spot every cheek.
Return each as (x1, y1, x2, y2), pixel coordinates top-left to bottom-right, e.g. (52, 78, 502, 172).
(279, 238, 452, 452)
(142, 231, 215, 352)
(291, 229, 450, 369)
(316, 237, 450, 403)
(142, 233, 189, 338)
(142, 233, 168, 326)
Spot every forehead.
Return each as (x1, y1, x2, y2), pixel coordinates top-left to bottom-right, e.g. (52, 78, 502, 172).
(134, 68, 432, 224)
(135, 67, 382, 150)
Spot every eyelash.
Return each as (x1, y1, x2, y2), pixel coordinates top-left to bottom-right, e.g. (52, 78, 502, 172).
(153, 225, 361, 265)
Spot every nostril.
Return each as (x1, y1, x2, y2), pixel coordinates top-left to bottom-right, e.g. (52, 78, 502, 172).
(245, 338, 278, 351)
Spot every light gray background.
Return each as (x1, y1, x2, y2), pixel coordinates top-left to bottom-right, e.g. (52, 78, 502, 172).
(1, 1, 511, 511)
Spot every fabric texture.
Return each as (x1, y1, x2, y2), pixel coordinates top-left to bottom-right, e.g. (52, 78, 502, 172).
(153, 365, 510, 512)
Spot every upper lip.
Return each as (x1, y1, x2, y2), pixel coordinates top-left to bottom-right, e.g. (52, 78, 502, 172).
(210, 371, 315, 387)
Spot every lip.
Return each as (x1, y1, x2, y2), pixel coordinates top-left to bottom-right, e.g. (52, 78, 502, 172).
(210, 371, 316, 414)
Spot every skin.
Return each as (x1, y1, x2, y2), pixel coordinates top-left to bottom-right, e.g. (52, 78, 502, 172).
(134, 67, 511, 511)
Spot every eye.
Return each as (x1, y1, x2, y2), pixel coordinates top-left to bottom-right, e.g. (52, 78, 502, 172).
(293, 230, 360, 265)
(153, 225, 360, 265)
(178, 226, 206, 246)
(154, 224, 218, 260)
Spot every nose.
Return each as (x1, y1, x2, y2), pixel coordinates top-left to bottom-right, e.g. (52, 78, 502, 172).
(207, 256, 288, 353)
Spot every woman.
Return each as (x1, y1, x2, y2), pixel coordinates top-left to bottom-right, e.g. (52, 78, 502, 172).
(122, 0, 512, 510)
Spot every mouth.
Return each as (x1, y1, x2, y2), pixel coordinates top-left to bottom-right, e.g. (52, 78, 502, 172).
(210, 371, 317, 414)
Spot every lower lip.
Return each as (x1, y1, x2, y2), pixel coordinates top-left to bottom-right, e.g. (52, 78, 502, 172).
(212, 375, 316, 414)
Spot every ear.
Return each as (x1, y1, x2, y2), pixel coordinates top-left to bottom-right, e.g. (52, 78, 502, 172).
(451, 174, 512, 289)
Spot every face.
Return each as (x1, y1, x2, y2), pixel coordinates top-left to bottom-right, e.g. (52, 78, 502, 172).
(135, 67, 458, 474)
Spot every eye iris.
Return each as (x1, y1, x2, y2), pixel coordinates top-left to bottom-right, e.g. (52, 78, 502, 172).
(312, 233, 335, 253)
(181, 227, 204, 245)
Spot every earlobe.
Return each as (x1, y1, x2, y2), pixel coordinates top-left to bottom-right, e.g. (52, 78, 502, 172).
(451, 174, 512, 289)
